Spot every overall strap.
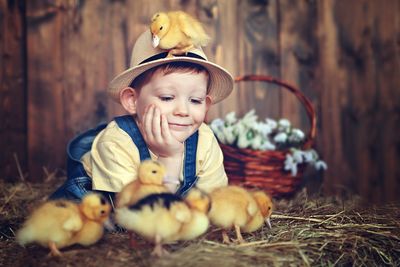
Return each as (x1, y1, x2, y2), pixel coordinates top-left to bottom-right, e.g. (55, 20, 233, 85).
(175, 131, 199, 197)
(67, 123, 108, 163)
(114, 115, 151, 161)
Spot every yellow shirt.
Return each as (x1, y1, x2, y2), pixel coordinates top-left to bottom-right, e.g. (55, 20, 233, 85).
(81, 120, 227, 193)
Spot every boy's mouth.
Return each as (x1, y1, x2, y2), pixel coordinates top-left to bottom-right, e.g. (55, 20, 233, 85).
(168, 123, 191, 131)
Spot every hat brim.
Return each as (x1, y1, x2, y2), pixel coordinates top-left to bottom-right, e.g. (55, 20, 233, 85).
(108, 56, 234, 104)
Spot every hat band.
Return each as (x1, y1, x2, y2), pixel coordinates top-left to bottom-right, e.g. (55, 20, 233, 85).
(139, 52, 206, 65)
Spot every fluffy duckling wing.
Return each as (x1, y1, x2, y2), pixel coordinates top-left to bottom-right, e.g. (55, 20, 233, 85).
(175, 210, 209, 241)
(115, 193, 191, 243)
(17, 200, 82, 247)
(176, 11, 210, 46)
(173, 188, 210, 240)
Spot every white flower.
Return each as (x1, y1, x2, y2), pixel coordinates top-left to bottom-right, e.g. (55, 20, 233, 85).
(222, 125, 236, 145)
(314, 160, 328, 170)
(292, 149, 304, 164)
(233, 122, 246, 137)
(254, 122, 273, 136)
(288, 128, 305, 143)
(250, 135, 263, 150)
(260, 140, 276, 151)
(241, 109, 258, 127)
(225, 111, 237, 125)
(215, 131, 226, 144)
(284, 154, 298, 176)
(278, 118, 291, 132)
(265, 118, 277, 130)
(237, 133, 250, 149)
(210, 118, 224, 132)
(302, 150, 315, 162)
(274, 132, 288, 143)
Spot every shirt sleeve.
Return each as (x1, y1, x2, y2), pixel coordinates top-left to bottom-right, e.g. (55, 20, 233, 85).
(83, 121, 141, 192)
(195, 125, 228, 193)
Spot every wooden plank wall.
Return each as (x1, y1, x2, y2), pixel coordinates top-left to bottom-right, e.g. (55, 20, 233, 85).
(0, 0, 27, 181)
(1, 0, 399, 204)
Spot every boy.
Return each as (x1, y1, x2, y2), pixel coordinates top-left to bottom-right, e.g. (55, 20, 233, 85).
(50, 29, 234, 202)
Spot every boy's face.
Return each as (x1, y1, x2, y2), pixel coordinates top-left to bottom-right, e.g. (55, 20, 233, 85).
(134, 70, 210, 143)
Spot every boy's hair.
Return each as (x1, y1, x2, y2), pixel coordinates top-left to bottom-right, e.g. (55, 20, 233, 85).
(130, 62, 210, 91)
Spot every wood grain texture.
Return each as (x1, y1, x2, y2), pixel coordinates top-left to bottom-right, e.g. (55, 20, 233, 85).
(279, 0, 318, 129)
(0, 0, 27, 181)
(328, 0, 400, 203)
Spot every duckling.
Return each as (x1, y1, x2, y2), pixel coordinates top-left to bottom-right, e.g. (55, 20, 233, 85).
(115, 192, 191, 256)
(150, 11, 210, 57)
(116, 160, 169, 208)
(174, 188, 211, 241)
(208, 186, 273, 244)
(16, 193, 111, 256)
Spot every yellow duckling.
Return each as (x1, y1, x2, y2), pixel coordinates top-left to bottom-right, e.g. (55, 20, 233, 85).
(16, 193, 112, 256)
(116, 160, 170, 208)
(208, 186, 273, 244)
(115, 192, 191, 256)
(150, 11, 210, 57)
(170, 188, 211, 241)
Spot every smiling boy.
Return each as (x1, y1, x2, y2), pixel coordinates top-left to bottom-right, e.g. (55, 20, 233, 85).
(50, 29, 234, 201)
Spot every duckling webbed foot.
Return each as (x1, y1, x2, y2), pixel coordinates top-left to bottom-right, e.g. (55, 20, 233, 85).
(151, 243, 169, 257)
(166, 44, 194, 58)
(48, 241, 62, 257)
(222, 230, 231, 244)
(233, 224, 245, 244)
(151, 235, 169, 256)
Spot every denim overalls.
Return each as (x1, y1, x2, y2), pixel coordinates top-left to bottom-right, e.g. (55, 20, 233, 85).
(49, 115, 199, 202)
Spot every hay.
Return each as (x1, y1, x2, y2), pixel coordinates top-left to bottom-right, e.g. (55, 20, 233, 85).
(1, 176, 399, 267)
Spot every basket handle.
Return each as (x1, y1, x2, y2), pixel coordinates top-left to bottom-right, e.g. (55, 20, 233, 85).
(235, 75, 316, 149)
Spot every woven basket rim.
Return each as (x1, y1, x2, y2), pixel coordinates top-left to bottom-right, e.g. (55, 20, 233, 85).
(234, 74, 317, 150)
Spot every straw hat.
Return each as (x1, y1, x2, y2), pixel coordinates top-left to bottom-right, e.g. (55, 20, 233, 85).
(108, 30, 234, 104)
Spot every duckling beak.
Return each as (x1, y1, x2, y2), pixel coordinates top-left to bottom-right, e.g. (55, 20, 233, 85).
(152, 34, 160, 48)
(265, 217, 272, 229)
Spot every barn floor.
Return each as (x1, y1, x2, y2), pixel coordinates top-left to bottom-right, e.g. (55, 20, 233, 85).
(1, 174, 400, 267)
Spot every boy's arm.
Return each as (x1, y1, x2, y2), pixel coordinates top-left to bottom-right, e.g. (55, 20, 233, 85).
(88, 137, 140, 192)
(157, 154, 183, 181)
(139, 105, 185, 183)
(195, 132, 228, 193)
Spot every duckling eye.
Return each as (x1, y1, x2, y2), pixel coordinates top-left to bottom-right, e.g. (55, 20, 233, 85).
(159, 26, 163, 30)
(100, 210, 105, 214)
(152, 170, 157, 174)
(268, 207, 271, 210)
(100, 196, 106, 205)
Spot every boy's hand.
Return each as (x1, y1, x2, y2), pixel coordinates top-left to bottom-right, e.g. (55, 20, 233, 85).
(140, 105, 184, 158)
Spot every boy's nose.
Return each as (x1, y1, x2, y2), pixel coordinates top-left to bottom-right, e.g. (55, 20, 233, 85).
(173, 100, 189, 116)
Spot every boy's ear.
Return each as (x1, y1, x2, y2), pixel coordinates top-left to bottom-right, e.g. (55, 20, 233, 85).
(205, 95, 212, 111)
(120, 87, 138, 114)
(204, 96, 213, 120)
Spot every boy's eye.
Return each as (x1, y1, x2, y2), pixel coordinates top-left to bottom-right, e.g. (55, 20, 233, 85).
(190, 98, 204, 105)
(159, 95, 174, 102)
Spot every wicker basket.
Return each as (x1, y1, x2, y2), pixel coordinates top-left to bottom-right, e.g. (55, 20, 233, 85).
(220, 75, 317, 198)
